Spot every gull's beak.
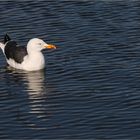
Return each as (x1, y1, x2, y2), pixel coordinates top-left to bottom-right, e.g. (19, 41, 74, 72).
(44, 44, 56, 49)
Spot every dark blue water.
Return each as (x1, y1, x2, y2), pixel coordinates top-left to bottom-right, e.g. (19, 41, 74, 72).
(0, 1, 140, 139)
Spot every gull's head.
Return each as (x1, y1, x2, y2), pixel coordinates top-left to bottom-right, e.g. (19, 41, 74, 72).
(27, 38, 56, 53)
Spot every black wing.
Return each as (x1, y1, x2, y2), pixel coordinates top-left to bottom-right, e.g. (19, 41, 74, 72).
(4, 41, 28, 64)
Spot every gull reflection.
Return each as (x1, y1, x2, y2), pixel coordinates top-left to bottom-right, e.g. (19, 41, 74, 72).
(25, 70, 46, 95)
(6, 67, 47, 95)
(24, 70, 49, 121)
(6, 67, 49, 125)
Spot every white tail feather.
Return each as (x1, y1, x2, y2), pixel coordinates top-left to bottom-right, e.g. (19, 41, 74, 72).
(0, 42, 5, 53)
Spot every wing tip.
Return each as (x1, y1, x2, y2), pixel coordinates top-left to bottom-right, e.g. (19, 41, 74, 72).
(4, 33, 11, 44)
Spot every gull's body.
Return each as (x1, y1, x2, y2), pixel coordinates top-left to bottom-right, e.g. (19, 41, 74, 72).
(0, 34, 56, 71)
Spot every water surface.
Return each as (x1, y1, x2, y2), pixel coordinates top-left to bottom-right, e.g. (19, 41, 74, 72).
(0, 1, 140, 139)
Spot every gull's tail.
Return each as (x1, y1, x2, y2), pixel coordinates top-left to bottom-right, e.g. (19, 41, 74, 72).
(0, 42, 5, 53)
(0, 34, 11, 53)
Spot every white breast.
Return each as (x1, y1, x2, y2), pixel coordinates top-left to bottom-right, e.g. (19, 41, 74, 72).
(22, 52, 45, 71)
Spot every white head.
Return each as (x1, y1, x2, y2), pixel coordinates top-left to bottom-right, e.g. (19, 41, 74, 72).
(27, 38, 56, 53)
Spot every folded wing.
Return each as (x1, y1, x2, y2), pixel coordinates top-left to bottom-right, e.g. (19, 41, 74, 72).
(4, 41, 28, 63)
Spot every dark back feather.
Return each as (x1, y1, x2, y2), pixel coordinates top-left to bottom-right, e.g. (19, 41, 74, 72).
(4, 41, 28, 63)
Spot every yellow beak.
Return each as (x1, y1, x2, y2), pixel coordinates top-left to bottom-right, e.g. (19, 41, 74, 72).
(44, 44, 56, 49)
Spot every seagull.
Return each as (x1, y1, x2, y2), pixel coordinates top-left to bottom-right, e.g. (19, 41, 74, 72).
(0, 34, 56, 71)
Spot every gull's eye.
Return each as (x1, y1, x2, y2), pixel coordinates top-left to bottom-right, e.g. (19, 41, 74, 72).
(38, 43, 42, 45)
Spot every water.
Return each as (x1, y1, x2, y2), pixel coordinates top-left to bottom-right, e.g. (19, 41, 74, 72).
(0, 1, 140, 139)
